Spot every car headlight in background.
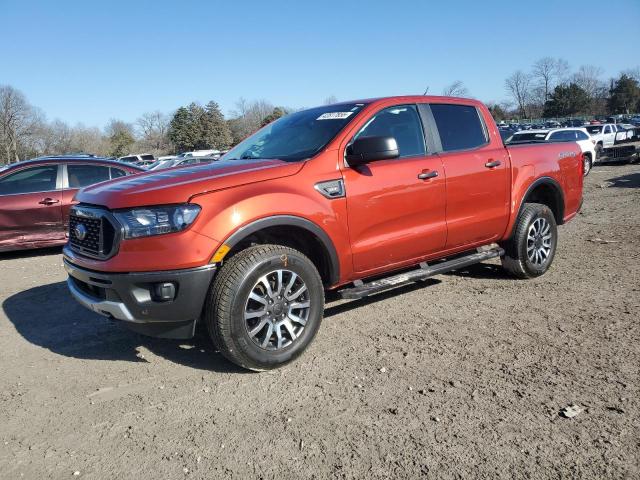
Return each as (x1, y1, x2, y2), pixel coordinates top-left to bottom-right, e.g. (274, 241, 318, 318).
(114, 204, 201, 239)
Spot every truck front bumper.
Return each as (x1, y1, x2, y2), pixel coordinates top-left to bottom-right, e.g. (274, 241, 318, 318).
(63, 255, 216, 339)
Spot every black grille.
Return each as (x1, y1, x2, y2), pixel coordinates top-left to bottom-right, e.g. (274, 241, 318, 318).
(69, 207, 118, 259)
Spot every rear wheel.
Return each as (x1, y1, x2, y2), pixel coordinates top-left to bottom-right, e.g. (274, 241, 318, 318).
(595, 143, 604, 159)
(500, 203, 558, 279)
(204, 244, 324, 371)
(583, 153, 592, 176)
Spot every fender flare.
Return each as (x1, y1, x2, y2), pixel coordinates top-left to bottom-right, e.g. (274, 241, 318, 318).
(222, 215, 340, 285)
(511, 176, 565, 236)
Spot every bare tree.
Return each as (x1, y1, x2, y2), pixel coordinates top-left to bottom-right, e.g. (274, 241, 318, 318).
(323, 95, 338, 105)
(532, 57, 570, 104)
(228, 98, 275, 144)
(572, 65, 606, 98)
(136, 111, 170, 153)
(505, 71, 532, 118)
(0, 85, 41, 163)
(442, 81, 469, 97)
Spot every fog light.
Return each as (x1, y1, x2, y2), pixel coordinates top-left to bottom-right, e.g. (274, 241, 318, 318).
(153, 282, 176, 302)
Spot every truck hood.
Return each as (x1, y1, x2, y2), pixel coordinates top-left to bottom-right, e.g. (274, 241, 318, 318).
(76, 159, 304, 209)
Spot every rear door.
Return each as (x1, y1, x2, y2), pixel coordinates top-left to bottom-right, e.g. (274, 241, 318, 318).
(342, 103, 447, 274)
(427, 103, 510, 249)
(0, 164, 64, 248)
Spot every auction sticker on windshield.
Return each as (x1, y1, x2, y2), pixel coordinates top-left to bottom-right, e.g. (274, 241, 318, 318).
(317, 112, 353, 120)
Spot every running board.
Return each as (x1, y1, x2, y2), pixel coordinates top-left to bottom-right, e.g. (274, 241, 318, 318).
(338, 247, 504, 300)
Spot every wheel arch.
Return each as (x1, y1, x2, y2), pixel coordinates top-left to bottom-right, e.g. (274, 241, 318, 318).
(220, 215, 340, 286)
(509, 177, 565, 238)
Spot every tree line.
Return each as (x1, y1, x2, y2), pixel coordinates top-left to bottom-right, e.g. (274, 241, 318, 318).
(1, 61, 639, 163)
(0, 86, 292, 164)
(496, 59, 640, 120)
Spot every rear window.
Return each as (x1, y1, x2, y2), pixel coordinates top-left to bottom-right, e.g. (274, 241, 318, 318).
(430, 104, 487, 151)
(140, 154, 155, 160)
(576, 131, 589, 140)
(67, 164, 111, 188)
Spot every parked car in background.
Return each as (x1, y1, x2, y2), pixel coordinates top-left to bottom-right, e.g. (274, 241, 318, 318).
(172, 156, 217, 168)
(177, 150, 220, 158)
(613, 124, 633, 142)
(584, 124, 617, 156)
(0, 156, 143, 252)
(617, 124, 639, 141)
(119, 153, 156, 166)
(506, 128, 595, 175)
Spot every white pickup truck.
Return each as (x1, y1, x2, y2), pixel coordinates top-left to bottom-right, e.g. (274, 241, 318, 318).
(585, 124, 617, 157)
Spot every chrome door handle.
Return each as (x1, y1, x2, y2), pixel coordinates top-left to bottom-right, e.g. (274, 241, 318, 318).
(418, 171, 438, 180)
(38, 198, 60, 205)
(485, 160, 502, 168)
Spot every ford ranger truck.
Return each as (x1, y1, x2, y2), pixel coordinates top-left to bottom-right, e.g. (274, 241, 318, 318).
(63, 96, 584, 371)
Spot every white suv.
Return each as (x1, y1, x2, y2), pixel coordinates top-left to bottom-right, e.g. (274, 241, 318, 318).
(508, 128, 596, 176)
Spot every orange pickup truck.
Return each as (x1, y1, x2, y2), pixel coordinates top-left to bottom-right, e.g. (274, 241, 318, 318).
(63, 96, 583, 370)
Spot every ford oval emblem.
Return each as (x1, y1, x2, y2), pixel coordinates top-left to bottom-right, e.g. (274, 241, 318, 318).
(74, 224, 87, 241)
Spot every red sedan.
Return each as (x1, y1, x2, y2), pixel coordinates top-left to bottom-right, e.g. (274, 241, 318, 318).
(0, 156, 143, 253)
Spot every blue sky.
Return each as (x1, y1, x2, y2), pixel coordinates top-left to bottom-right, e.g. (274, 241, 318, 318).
(2, 0, 639, 127)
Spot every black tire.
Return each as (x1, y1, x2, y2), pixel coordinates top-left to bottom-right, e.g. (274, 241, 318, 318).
(500, 203, 558, 279)
(595, 143, 604, 159)
(583, 153, 592, 176)
(205, 244, 324, 371)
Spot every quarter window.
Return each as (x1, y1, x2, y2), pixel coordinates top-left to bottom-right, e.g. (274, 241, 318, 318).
(0, 165, 58, 195)
(354, 105, 426, 158)
(430, 104, 488, 151)
(67, 164, 111, 188)
(110, 167, 127, 179)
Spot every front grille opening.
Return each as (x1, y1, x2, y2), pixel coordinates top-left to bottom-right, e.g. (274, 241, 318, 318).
(69, 207, 118, 259)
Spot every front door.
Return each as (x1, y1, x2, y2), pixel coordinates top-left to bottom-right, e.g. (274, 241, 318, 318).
(342, 104, 447, 274)
(0, 164, 64, 248)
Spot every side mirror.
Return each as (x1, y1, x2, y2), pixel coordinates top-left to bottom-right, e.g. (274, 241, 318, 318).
(346, 136, 399, 166)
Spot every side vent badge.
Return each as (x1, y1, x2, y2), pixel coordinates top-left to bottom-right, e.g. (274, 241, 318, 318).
(314, 179, 345, 199)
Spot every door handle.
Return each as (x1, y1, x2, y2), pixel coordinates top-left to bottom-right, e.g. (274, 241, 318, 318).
(38, 198, 60, 205)
(418, 170, 438, 180)
(485, 160, 502, 168)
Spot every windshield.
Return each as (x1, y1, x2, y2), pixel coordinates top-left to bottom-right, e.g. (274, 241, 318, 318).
(223, 103, 366, 162)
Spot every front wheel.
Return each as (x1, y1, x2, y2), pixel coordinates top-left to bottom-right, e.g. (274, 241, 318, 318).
(204, 244, 325, 371)
(500, 203, 558, 279)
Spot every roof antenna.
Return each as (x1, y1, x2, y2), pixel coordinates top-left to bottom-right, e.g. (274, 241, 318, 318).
(423, 86, 429, 95)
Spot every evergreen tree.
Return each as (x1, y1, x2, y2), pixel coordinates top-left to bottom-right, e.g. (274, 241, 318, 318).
(608, 74, 640, 114)
(543, 83, 590, 117)
(261, 107, 287, 127)
(202, 101, 232, 149)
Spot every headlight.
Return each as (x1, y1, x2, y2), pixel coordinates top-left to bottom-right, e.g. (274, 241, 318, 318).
(114, 204, 201, 239)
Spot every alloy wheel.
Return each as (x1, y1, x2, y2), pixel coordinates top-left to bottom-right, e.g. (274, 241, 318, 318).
(526, 217, 553, 266)
(243, 269, 310, 350)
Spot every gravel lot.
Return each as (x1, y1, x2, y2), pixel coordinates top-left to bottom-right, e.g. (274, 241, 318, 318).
(1, 163, 638, 479)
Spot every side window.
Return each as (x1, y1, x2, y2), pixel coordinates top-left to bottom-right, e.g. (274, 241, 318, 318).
(67, 164, 111, 188)
(0, 165, 58, 195)
(354, 105, 426, 158)
(430, 104, 488, 151)
(110, 167, 127, 179)
(604, 125, 611, 134)
(576, 131, 589, 141)
(550, 131, 573, 142)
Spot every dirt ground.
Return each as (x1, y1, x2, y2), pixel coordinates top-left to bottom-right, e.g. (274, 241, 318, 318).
(0, 163, 638, 479)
